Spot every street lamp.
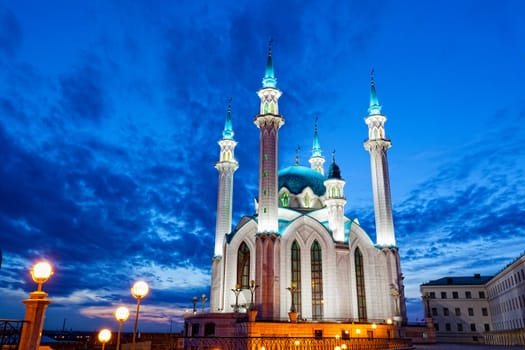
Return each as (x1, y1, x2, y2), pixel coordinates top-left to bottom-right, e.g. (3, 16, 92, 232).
(231, 284, 242, 312)
(19, 261, 54, 350)
(131, 281, 149, 350)
(115, 306, 130, 350)
(98, 328, 112, 350)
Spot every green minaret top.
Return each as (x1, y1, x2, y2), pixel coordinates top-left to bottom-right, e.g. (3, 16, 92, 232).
(311, 116, 322, 158)
(368, 68, 382, 116)
(262, 39, 277, 88)
(222, 97, 234, 140)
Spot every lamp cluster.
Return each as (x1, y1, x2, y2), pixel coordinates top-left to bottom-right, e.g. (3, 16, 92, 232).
(24, 260, 150, 350)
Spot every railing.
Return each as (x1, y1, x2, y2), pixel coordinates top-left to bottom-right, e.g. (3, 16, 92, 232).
(0, 319, 26, 350)
(184, 336, 413, 350)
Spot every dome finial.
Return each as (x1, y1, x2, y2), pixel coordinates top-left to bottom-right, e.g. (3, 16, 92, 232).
(332, 149, 336, 163)
(368, 67, 382, 115)
(262, 38, 277, 88)
(295, 145, 301, 165)
(222, 97, 234, 140)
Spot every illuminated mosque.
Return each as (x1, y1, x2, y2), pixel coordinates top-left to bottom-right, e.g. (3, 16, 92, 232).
(185, 45, 407, 343)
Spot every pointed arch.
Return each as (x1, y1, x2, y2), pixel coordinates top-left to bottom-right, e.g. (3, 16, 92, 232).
(237, 241, 250, 288)
(311, 240, 324, 320)
(355, 247, 367, 321)
(291, 240, 302, 315)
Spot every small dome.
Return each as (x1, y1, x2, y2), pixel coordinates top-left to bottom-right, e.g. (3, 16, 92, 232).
(328, 162, 342, 179)
(278, 165, 326, 196)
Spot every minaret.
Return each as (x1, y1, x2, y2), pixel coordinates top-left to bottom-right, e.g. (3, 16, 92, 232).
(214, 99, 239, 256)
(324, 151, 346, 242)
(309, 117, 325, 175)
(363, 70, 396, 246)
(254, 42, 284, 320)
(211, 100, 239, 311)
(254, 42, 284, 233)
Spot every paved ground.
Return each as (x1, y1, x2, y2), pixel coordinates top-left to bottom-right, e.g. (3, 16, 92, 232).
(414, 344, 525, 350)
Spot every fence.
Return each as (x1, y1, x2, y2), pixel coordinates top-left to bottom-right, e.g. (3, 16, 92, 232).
(0, 319, 26, 350)
(184, 336, 413, 350)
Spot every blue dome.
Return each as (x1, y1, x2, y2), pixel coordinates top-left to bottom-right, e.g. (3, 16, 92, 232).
(278, 165, 326, 196)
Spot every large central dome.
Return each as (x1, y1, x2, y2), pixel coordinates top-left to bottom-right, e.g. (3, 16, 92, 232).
(278, 165, 326, 196)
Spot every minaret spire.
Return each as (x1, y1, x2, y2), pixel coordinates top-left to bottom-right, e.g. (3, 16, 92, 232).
(309, 116, 325, 175)
(222, 97, 234, 140)
(363, 71, 396, 246)
(368, 68, 382, 115)
(262, 38, 277, 88)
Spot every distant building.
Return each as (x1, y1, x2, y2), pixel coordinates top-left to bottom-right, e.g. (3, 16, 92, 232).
(420, 252, 525, 346)
(420, 274, 492, 343)
(184, 44, 413, 349)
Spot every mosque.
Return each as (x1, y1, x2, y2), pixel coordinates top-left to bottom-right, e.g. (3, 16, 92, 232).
(185, 46, 407, 345)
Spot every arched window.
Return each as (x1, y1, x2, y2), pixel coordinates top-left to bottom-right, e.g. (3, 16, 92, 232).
(311, 240, 324, 320)
(291, 240, 302, 315)
(264, 102, 269, 114)
(355, 248, 367, 321)
(304, 193, 310, 208)
(280, 192, 289, 207)
(237, 242, 250, 288)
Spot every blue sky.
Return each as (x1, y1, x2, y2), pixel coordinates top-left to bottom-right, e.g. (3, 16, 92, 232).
(0, 0, 524, 332)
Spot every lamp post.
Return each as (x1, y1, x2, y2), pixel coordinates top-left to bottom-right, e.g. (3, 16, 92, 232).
(231, 284, 242, 312)
(131, 280, 149, 350)
(248, 280, 258, 310)
(98, 328, 112, 350)
(192, 296, 198, 314)
(19, 261, 54, 350)
(200, 293, 207, 313)
(115, 306, 130, 350)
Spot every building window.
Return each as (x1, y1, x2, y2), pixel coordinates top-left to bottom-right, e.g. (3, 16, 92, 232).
(431, 307, 438, 316)
(263, 189, 267, 195)
(484, 324, 490, 332)
(443, 308, 449, 316)
(291, 240, 302, 315)
(465, 291, 472, 299)
(468, 308, 474, 316)
(482, 308, 488, 316)
(452, 291, 459, 299)
(314, 330, 323, 339)
(479, 291, 485, 299)
(264, 154, 268, 161)
(470, 323, 476, 332)
(445, 323, 451, 331)
(455, 308, 461, 316)
(191, 323, 200, 337)
(237, 242, 250, 288)
(204, 323, 215, 337)
(311, 240, 324, 320)
(434, 323, 439, 331)
(441, 292, 447, 299)
(341, 330, 350, 340)
(429, 292, 435, 299)
(457, 323, 463, 332)
(263, 170, 268, 177)
(355, 247, 367, 322)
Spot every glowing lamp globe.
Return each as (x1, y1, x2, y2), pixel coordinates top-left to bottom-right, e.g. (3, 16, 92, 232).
(115, 306, 130, 322)
(131, 281, 149, 299)
(98, 328, 112, 343)
(31, 261, 53, 291)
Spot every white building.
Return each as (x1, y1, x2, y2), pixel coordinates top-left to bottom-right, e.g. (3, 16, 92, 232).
(420, 252, 525, 346)
(420, 275, 492, 343)
(209, 45, 406, 324)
